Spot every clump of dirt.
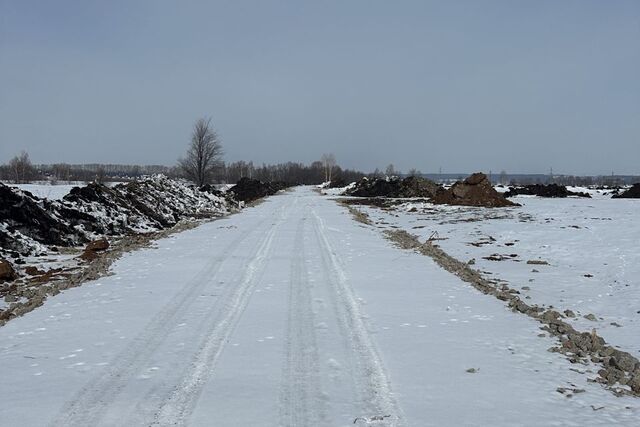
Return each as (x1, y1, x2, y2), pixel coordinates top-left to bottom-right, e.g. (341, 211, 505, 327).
(228, 178, 291, 203)
(504, 184, 591, 198)
(0, 259, 17, 282)
(433, 173, 519, 208)
(612, 183, 640, 199)
(345, 176, 441, 198)
(79, 238, 110, 261)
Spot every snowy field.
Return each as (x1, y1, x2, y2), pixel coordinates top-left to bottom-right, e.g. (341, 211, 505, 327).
(6, 183, 78, 200)
(1, 187, 639, 426)
(352, 195, 640, 359)
(3, 182, 120, 200)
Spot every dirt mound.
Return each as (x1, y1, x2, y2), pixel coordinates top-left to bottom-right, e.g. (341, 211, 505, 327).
(228, 178, 290, 203)
(198, 184, 224, 197)
(0, 176, 234, 261)
(433, 173, 518, 208)
(64, 175, 231, 234)
(504, 184, 591, 198)
(327, 178, 347, 189)
(612, 183, 640, 199)
(0, 183, 89, 255)
(345, 176, 440, 198)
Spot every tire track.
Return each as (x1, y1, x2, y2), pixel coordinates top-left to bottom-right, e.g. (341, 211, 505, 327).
(279, 216, 325, 426)
(50, 215, 270, 427)
(151, 205, 288, 426)
(311, 210, 405, 427)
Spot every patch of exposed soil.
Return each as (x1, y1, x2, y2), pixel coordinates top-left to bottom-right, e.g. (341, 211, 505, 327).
(504, 184, 591, 198)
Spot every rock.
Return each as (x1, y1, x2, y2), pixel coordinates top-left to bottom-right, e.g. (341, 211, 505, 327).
(563, 309, 576, 318)
(466, 368, 479, 373)
(0, 259, 17, 282)
(584, 313, 598, 321)
(86, 238, 110, 252)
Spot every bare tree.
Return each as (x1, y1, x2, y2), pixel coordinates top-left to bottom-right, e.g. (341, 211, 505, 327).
(385, 163, 397, 177)
(8, 151, 36, 184)
(95, 165, 107, 184)
(179, 117, 224, 186)
(321, 153, 336, 182)
(407, 168, 422, 177)
(499, 170, 507, 185)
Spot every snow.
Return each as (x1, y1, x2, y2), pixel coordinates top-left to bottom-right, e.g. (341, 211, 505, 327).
(356, 197, 640, 358)
(0, 188, 639, 426)
(7, 183, 77, 200)
(5, 182, 120, 200)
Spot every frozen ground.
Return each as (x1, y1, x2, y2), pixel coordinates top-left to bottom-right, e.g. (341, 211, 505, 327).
(352, 196, 640, 358)
(1, 187, 639, 426)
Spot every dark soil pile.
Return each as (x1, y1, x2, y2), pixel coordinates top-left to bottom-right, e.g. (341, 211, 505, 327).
(0, 183, 89, 255)
(504, 184, 591, 198)
(228, 178, 290, 203)
(0, 176, 234, 261)
(433, 173, 518, 208)
(345, 176, 440, 198)
(612, 183, 640, 199)
(327, 178, 347, 189)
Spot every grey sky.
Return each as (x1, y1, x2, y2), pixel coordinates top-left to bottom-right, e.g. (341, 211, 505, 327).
(1, 1, 638, 175)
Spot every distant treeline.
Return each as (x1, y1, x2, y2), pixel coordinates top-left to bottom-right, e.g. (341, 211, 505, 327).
(1, 151, 635, 187)
(0, 156, 366, 185)
(221, 160, 364, 185)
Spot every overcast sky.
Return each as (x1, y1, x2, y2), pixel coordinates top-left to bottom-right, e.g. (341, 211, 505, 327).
(1, 1, 638, 175)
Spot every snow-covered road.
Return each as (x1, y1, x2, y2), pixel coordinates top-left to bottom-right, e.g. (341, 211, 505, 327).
(1, 187, 639, 426)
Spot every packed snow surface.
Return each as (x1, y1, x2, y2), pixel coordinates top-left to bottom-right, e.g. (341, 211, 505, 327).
(1, 188, 639, 426)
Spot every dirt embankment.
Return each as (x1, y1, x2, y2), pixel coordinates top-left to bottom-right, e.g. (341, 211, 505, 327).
(382, 228, 640, 398)
(345, 173, 517, 208)
(433, 173, 519, 208)
(504, 184, 591, 198)
(1, 176, 234, 263)
(346, 176, 441, 198)
(228, 178, 291, 203)
(612, 184, 640, 199)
